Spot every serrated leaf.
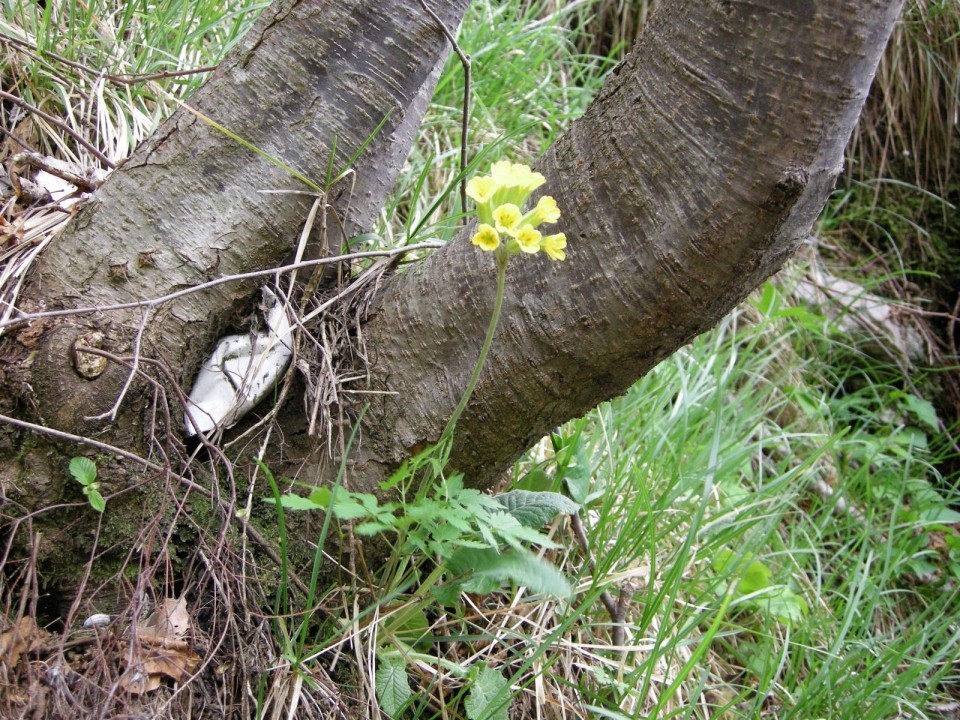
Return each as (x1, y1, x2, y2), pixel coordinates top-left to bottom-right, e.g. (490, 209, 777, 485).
(69, 456, 97, 486)
(354, 521, 395, 536)
(494, 490, 578, 528)
(465, 665, 510, 720)
(86, 488, 106, 513)
(375, 654, 412, 716)
(330, 495, 371, 521)
(384, 606, 430, 644)
(448, 547, 572, 599)
(430, 583, 462, 606)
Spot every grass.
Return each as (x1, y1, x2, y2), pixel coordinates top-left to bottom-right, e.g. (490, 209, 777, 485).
(0, 0, 267, 164)
(2, 0, 959, 718)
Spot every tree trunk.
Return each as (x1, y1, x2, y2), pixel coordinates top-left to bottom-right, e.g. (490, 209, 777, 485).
(0, 0, 901, 611)
(0, 0, 469, 603)
(6, 0, 469, 437)
(352, 0, 904, 489)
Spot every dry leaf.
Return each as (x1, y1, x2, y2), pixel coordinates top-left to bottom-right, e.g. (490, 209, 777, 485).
(121, 597, 200, 695)
(0, 217, 23, 247)
(0, 616, 45, 668)
(0, 117, 38, 164)
(120, 638, 201, 695)
(137, 596, 190, 640)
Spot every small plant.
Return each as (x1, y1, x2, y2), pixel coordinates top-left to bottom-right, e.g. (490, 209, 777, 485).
(273, 160, 572, 717)
(69, 456, 105, 513)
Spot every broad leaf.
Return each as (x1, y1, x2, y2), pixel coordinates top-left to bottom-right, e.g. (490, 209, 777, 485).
(465, 665, 510, 720)
(273, 494, 322, 511)
(448, 547, 572, 599)
(738, 560, 772, 595)
(494, 490, 578, 528)
(69, 456, 97, 486)
(375, 653, 411, 717)
(87, 488, 106, 513)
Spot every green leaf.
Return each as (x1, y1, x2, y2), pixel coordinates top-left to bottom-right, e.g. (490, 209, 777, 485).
(272, 494, 323, 511)
(354, 521, 395, 536)
(86, 488, 106, 514)
(375, 653, 412, 717)
(515, 468, 553, 492)
(430, 583, 462, 607)
(380, 460, 411, 491)
(384, 607, 430, 645)
(738, 560, 773, 595)
(465, 665, 510, 720)
(918, 506, 960, 524)
(447, 547, 572, 599)
(710, 548, 737, 574)
(494, 490, 579, 528)
(898, 392, 939, 432)
(69, 456, 97, 486)
(560, 442, 591, 504)
(751, 585, 808, 625)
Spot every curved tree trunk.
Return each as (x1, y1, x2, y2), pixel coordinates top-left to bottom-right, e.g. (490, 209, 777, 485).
(352, 0, 903, 489)
(0, 0, 468, 604)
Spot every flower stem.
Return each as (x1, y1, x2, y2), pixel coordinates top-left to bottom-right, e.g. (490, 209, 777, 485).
(439, 259, 507, 445)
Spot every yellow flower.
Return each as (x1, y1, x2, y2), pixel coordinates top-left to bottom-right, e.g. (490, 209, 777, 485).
(530, 196, 560, 224)
(471, 224, 500, 252)
(516, 226, 542, 254)
(466, 176, 498, 205)
(489, 160, 515, 183)
(492, 161, 541, 189)
(541, 233, 567, 261)
(510, 164, 546, 193)
(492, 203, 523, 236)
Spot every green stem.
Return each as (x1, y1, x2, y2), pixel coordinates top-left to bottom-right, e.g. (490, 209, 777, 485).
(439, 258, 507, 445)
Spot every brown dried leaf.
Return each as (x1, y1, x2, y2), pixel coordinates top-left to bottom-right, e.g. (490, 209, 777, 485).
(119, 668, 162, 695)
(1, 118, 38, 164)
(0, 217, 22, 247)
(120, 639, 201, 695)
(121, 598, 199, 695)
(0, 616, 45, 668)
(137, 596, 190, 640)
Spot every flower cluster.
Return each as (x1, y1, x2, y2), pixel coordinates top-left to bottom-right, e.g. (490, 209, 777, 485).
(468, 161, 566, 262)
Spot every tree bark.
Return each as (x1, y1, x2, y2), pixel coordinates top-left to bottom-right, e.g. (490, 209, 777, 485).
(6, 0, 469, 436)
(353, 0, 904, 489)
(0, 0, 469, 602)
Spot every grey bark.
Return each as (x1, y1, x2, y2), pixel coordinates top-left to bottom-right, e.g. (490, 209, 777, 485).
(9, 0, 469, 435)
(353, 0, 904, 489)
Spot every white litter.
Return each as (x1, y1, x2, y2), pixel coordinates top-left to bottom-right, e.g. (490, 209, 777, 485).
(184, 287, 293, 436)
(82, 613, 112, 629)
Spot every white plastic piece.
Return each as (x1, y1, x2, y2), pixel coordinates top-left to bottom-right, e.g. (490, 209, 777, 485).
(184, 287, 293, 436)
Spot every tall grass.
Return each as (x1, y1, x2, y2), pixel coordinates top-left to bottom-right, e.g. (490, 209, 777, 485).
(0, 0, 266, 164)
